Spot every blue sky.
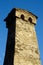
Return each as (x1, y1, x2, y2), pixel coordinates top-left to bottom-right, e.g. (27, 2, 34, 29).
(0, 0, 43, 65)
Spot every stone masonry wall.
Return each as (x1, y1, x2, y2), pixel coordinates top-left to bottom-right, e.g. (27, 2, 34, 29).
(3, 8, 41, 65)
(14, 16, 41, 65)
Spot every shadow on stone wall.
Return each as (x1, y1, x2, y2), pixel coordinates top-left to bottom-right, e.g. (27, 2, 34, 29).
(3, 8, 16, 65)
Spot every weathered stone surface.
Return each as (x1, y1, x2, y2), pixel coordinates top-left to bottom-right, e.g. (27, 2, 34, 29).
(14, 8, 41, 65)
(3, 8, 41, 65)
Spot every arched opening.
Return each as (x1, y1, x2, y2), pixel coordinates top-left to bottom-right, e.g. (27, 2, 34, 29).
(21, 14, 25, 20)
(28, 17, 32, 23)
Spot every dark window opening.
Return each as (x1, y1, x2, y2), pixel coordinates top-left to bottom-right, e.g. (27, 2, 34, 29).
(28, 17, 32, 23)
(21, 14, 24, 20)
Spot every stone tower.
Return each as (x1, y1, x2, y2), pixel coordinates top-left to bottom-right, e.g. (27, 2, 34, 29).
(3, 8, 41, 65)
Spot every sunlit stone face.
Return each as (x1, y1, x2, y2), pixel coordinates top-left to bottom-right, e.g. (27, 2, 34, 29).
(14, 18, 41, 65)
(3, 8, 41, 65)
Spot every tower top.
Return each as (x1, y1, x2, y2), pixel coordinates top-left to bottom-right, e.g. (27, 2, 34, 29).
(4, 8, 38, 28)
(15, 8, 38, 19)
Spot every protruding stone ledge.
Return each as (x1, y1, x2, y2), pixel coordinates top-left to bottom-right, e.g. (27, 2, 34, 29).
(4, 8, 38, 28)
